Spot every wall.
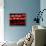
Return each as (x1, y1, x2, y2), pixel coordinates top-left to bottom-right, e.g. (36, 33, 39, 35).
(40, 0, 46, 27)
(4, 0, 40, 42)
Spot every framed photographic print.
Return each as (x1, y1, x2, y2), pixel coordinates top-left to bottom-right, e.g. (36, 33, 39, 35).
(9, 13, 26, 26)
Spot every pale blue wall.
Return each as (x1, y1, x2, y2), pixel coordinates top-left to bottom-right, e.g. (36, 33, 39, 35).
(40, 0, 46, 27)
(4, 0, 40, 42)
